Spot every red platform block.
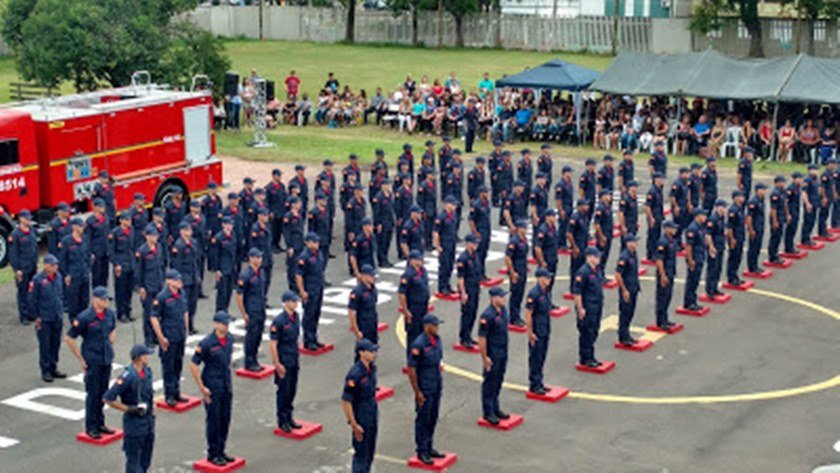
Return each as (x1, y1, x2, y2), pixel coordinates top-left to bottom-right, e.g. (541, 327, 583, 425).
(815, 234, 840, 242)
(477, 413, 524, 431)
(676, 250, 687, 258)
(640, 259, 656, 266)
(612, 230, 622, 238)
(557, 248, 572, 256)
(428, 305, 435, 313)
(602, 279, 619, 289)
(575, 360, 616, 374)
(798, 242, 825, 251)
(829, 228, 840, 235)
(646, 323, 684, 334)
(407, 452, 458, 471)
(235, 364, 274, 380)
(563, 293, 575, 301)
(453, 342, 480, 354)
(550, 306, 570, 318)
(637, 267, 648, 276)
(273, 420, 323, 441)
(525, 385, 570, 403)
(676, 306, 710, 317)
(743, 269, 773, 280)
(156, 395, 202, 413)
(76, 429, 124, 446)
(375, 385, 395, 401)
(664, 208, 672, 216)
(699, 293, 732, 304)
(587, 240, 596, 247)
(480, 277, 503, 288)
(527, 257, 538, 265)
(764, 259, 792, 269)
(722, 281, 754, 291)
(193, 457, 246, 473)
(614, 339, 654, 352)
(508, 324, 527, 333)
(299, 343, 335, 356)
(780, 251, 808, 260)
(435, 292, 461, 301)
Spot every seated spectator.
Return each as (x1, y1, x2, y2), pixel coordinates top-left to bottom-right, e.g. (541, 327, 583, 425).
(607, 114, 622, 150)
(741, 118, 756, 150)
(797, 118, 820, 163)
(675, 114, 691, 155)
(653, 115, 669, 147)
(365, 88, 385, 125)
(758, 117, 774, 160)
(431, 79, 444, 97)
(819, 121, 837, 164)
(620, 117, 639, 151)
(297, 93, 312, 126)
(708, 115, 726, 157)
(398, 96, 413, 134)
(478, 72, 494, 97)
(478, 98, 495, 140)
(777, 119, 796, 163)
(690, 114, 711, 155)
(315, 89, 331, 125)
(593, 112, 607, 150)
(213, 98, 226, 130)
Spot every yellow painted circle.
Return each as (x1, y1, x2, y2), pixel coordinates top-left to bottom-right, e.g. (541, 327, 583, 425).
(397, 277, 840, 405)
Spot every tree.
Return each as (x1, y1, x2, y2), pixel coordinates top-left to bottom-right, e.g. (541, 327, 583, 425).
(690, 0, 763, 57)
(781, 0, 839, 54)
(386, 0, 435, 46)
(2, 0, 229, 92)
(444, 0, 478, 47)
(346, 0, 356, 42)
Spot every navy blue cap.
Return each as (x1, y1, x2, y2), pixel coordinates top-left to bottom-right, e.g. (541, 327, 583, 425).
(359, 264, 375, 275)
(356, 338, 379, 352)
(294, 164, 305, 171)
(515, 219, 528, 229)
(715, 199, 727, 207)
(603, 155, 614, 162)
(287, 196, 300, 204)
(254, 188, 266, 195)
(544, 208, 558, 217)
(827, 158, 837, 165)
(664, 221, 679, 229)
(272, 168, 282, 176)
(535, 172, 546, 179)
(248, 247, 263, 258)
(774, 175, 786, 183)
(627, 180, 638, 187)
(584, 246, 601, 257)
(375, 149, 384, 156)
(222, 216, 234, 225)
(706, 156, 717, 162)
(489, 287, 507, 297)
(690, 163, 702, 170)
(92, 286, 111, 300)
(190, 200, 201, 208)
(493, 139, 502, 146)
(693, 209, 705, 217)
(513, 180, 525, 188)
(624, 233, 638, 242)
(18, 209, 32, 219)
(541, 143, 551, 150)
(679, 167, 690, 174)
(808, 164, 819, 170)
(755, 183, 767, 190)
(585, 158, 596, 166)
(165, 269, 182, 280)
(476, 157, 486, 164)
(208, 182, 218, 189)
(535, 267, 552, 278)
(409, 249, 423, 260)
(732, 190, 744, 198)
(425, 140, 435, 147)
(70, 217, 84, 226)
(655, 141, 665, 147)
(577, 199, 588, 206)
(152, 208, 164, 216)
(130, 344, 153, 360)
(56, 202, 70, 211)
(243, 177, 254, 184)
(477, 185, 488, 193)
(323, 159, 334, 166)
(228, 192, 239, 199)
(501, 150, 511, 156)
(562, 166, 573, 173)
(452, 149, 462, 155)
(43, 254, 59, 265)
(381, 178, 392, 185)
(444, 195, 458, 204)
(257, 207, 269, 215)
(521, 148, 531, 155)
(599, 189, 611, 197)
(93, 198, 105, 207)
(350, 153, 359, 160)
(622, 149, 633, 156)
(652, 172, 665, 179)
(465, 234, 478, 244)
(422, 314, 443, 325)
(410, 204, 423, 212)
(792, 172, 803, 178)
(98, 170, 109, 178)
(213, 311, 231, 324)
(361, 217, 373, 226)
(178, 222, 191, 230)
(282, 290, 300, 302)
(143, 224, 159, 235)
(305, 232, 320, 242)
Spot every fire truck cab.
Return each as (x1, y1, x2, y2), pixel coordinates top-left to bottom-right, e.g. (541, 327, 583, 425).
(0, 72, 223, 267)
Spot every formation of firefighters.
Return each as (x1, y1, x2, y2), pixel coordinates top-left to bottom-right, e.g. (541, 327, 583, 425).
(10, 137, 840, 472)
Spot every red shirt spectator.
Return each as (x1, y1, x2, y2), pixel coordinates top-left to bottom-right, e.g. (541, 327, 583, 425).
(285, 70, 301, 98)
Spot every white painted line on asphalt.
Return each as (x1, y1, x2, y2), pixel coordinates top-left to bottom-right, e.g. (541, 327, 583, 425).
(0, 436, 19, 448)
(834, 440, 840, 453)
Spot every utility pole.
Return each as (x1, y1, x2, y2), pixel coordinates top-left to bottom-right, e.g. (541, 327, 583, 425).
(611, 0, 620, 55)
(259, 0, 264, 40)
(438, 0, 444, 48)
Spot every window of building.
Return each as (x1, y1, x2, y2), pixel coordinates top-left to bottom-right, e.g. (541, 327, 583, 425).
(737, 21, 750, 39)
(814, 20, 826, 42)
(770, 20, 793, 42)
(706, 28, 722, 39)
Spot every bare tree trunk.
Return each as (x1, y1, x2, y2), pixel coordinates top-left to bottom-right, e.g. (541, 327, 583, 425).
(794, 6, 803, 53)
(494, 0, 502, 48)
(611, 0, 620, 55)
(455, 15, 464, 47)
(437, 0, 443, 48)
(259, 0, 264, 40)
(412, 4, 419, 46)
(346, 0, 356, 42)
(747, 22, 763, 57)
(807, 16, 816, 55)
(552, 0, 558, 18)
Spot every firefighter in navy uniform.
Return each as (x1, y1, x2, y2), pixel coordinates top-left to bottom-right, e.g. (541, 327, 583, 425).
(705, 200, 728, 299)
(88, 198, 112, 288)
(533, 209, 559, 297)
(345, 185, 367, 273)
(394, 175, 414, 259)
(417, 171, 437, 250)
(467, 157, 486, 204)
(572, 247, 605, 368)
(27, 254, 65, 382)
(104, 345, 156, 473)
(555, 166, 575, 251)
(129, 194, 149, 250)
(270, 291, 303, 433)
(537, 143, 552, 188)
(60, 217, 91, 321)
(670, 167, 691, 245)
(10, 209, 38, 324)
(444, 162, 464, 235)
(308, 192, 331, 272)
(784, 172, 804, 255)
(726, 191, 747, 286)
(566, 200, 591, 295)
(517, 148, 534, 191)
(745, 183, 768, 274)
(700, 157, 719, 212)
(289, 164, 309, 211)
(737, 148, 754, 201)
(344, 153, 362, 184)
(614, 235, 640, 346)
(150, 208, 170, 264)
(502, 180, 528, 229)
(649, 141, 668, 178)
(236, 248, 267, 372)
(505, 220, 529, 328)
(350, 218, 377, 277)
(818, 159, 837, 238)
(768, 176, 789, 264)
(617, 150, 634, 193)
(296, 233, 326, 351)
(283, 197, 305, 291)
(372, 179, 395, 268)
(92, 170, 117, 225)
(488, 140, 504, 204)
(185, 200, 210, 298)
(202, 182, 223, 240)
(134, 225, 165, 347)
(493, 151, 513, 208)
(398, 250, 430, 360)
(801, 164, 821, 246)
(434, 196, 459, 295)
(150, 270, 189, 407)
(164, 189, 186, 243)
(209, 218, 238, 312)
(525, 268, 553, 395)
(109, 212, 136, 323)
(683, 210, 707, 311)
(349, 265, 380, 345)
(468, 186, 492, 280)
(592, 189, 613, 274)
(530, 172, 549, 228)
(341, 339, 379, 473)
(400, 205, 425, 258)
(654, 222, 679, 329)
(579, 158, 597, 207)
(65, 286, 117, 439)
(619, 181, 639, 251)
(239, 177, 256, 214)
(407, 314, 445, 466)
(597, 155, 615, 195)
(189, 312, 235, 468)
(646, 173, 666, 262)
(221, 192, 246, 263)
(47, 202, 72, 257)
(248, 208, 273, 296)
(170, 223, 201, 333)
(479, 288, 510, 425)
(456, 235, 481, 349)
(266, 169, 287, 252)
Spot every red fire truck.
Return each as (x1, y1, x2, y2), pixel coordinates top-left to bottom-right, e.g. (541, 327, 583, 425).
(0, 72, 223, 266)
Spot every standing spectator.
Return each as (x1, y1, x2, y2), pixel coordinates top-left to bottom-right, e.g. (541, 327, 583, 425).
(284, 69, 301, 100)
(241, 78, 256, 128)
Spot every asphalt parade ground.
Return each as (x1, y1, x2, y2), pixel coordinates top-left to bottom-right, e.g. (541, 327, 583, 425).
(0, 156, 838, 473)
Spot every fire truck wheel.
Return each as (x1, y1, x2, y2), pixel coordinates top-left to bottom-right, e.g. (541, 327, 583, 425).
(155, 181, 187, 209)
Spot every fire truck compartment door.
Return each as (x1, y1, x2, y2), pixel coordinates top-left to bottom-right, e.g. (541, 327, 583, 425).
(183, 105, 211, 165)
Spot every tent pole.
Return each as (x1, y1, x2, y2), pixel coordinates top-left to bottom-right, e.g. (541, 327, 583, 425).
(674, 98, 682, 156)
(769, 101, 779, 162)
(574, 91, 582, 146)
(583, 94, 591, 148)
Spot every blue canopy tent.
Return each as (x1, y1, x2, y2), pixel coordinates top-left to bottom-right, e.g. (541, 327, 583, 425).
(495, 60, 601, 141)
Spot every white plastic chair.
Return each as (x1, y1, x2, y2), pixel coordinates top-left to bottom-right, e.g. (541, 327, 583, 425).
(721, 126, 742, 159)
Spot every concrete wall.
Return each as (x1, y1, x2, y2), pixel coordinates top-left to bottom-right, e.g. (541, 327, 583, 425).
(651, 17, 692, 53)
